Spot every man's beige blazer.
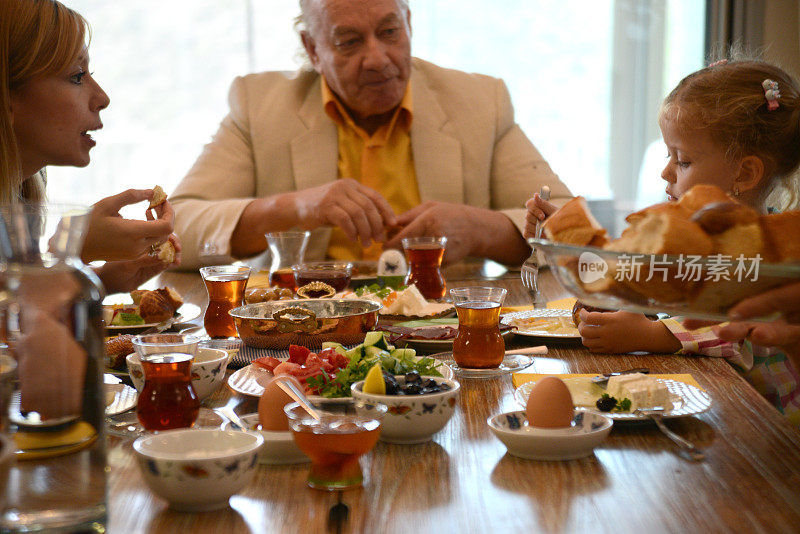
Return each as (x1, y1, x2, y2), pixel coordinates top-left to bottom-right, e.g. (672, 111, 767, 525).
(171, 58, 571, 269)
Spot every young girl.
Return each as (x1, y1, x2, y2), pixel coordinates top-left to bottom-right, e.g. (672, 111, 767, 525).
(1, 0, 180, 292)
(547, 59, 800, 425)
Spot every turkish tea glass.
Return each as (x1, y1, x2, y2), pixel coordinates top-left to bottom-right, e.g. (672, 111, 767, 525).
(450, 286, 507, 369)
(266, 231, 310, 291)
(200, 265, 250, 338)
(402, 237, 447, 299)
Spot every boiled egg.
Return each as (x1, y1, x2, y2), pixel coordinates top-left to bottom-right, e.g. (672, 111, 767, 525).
(525, 376, 574, 428)
(258, 376, 301, 431)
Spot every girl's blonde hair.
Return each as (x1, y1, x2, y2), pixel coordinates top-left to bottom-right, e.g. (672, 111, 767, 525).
(659, 59, 800, 210)
(0, 0, 89, 204)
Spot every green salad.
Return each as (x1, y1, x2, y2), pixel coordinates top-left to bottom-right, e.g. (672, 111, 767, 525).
(307, 332, 444, 398)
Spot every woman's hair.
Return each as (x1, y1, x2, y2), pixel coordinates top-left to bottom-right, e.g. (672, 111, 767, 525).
(0, 0, 89, 204)
(659, 59, 800, 210)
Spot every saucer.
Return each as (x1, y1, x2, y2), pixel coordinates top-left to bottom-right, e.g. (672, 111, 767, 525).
(432, 353, 533, 378)
(488, 410, 612, 460)
(222, 414, 309, 465)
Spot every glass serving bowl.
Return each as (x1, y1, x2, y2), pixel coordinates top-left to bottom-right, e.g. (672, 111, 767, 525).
(530, 238, 800, 321)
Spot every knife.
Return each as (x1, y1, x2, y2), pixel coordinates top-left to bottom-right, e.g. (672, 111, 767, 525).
(590, 367, 649, 387)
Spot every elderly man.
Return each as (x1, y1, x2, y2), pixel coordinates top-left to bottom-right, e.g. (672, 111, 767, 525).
(170, 0, 571, 269)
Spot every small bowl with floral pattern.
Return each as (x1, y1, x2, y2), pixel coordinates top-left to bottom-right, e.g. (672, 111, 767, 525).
(351, 375, 460, 444)
(133, 428, 263, 511)
(488, 410, 613, 461)
(127, 347, 228, 400)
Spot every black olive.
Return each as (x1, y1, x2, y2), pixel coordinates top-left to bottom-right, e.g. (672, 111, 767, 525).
(596, 395, 617, 412)
(404, 383, 422, 395)
(405, 371, 421, 384)
(423, 378, 438, 389)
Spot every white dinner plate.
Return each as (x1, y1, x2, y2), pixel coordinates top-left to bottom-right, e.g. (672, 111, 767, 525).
(501, 309, 581, 339)
(514, 376, 712, 421)
(104, 303, 202, 332)
(228, 355, 454, 400)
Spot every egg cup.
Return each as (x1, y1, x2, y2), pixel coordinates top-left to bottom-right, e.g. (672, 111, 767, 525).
(488, 410, 613, 461)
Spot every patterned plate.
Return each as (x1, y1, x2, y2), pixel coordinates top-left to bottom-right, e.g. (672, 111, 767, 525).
(514, 377, 712, 421)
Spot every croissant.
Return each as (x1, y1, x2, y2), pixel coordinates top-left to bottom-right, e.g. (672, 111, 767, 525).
(138, 291, 174, 323)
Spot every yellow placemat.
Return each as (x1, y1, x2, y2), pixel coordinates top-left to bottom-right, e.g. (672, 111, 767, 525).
(512, 373, 703, 390)
(546, 297, 577, 310)
(14, 421, 98, 460)
(500, 298, 577, 315)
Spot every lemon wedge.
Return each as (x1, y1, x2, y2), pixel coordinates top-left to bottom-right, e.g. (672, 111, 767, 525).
(363, 363, 386, 394)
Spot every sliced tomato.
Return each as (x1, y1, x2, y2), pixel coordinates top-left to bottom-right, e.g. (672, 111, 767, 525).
(273, 361, 302, 376)
(252, 356, 282, 372)
(287, 344, 311, 365)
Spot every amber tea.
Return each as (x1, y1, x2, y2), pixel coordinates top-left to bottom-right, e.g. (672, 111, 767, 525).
(200, 266, 250, 338)
(402, 237, 447, 300)
(450, 286, 507, 369)
(136, 353, 200, 431)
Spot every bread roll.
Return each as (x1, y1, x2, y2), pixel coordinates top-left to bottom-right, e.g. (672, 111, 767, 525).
(138, 291, 174, 323)
(677, 184, 733, 214)
(606, 209, 713, 256)
(542, 197, 609, 247)
(105, 334, 134, 369)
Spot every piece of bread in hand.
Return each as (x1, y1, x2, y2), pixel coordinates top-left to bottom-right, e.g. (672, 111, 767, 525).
(542, 197, 609, 247)
(149, 185, 167, 208)
(154, 241, 176, 264)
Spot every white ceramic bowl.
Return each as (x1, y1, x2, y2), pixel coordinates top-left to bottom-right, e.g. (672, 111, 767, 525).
(222, 414, 309, 465)
(351, 376, 460, 444)
(488, 410, 613, 461)
(133, 428, 263, 511)
(127, 347, 228, 399)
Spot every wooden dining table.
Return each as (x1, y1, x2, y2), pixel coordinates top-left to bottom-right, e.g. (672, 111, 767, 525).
(107, 261, 800, 533)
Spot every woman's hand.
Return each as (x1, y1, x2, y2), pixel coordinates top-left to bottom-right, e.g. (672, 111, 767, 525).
(94, 234, 181, 294)
(81, 189, 175, 262)
(577, 310, 682, 354)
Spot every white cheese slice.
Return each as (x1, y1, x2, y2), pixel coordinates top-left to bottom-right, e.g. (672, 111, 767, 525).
(606, 373, 671, 410)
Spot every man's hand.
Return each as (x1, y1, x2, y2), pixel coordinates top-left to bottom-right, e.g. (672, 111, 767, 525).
(384, 201, 528, 265)
(291, 179, 397, 247)
(523, 192, 559, 239)
(82, 189, 175, 262)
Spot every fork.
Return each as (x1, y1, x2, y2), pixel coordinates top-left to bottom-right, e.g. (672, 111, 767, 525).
(635, 407, 705, 461)
(520, 185, 551, 305)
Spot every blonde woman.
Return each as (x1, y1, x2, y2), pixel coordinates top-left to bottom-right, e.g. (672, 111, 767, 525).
(1, 0, 180, 292)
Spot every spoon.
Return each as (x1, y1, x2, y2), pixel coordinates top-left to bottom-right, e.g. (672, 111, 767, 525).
(272, 375, 321, 421)
(216, 406, 250, 431)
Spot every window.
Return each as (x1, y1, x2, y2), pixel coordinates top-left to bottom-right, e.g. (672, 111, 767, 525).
(47, 1, 705, 221)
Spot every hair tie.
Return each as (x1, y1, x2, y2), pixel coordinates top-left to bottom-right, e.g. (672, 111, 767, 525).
(762, 79, 781, 111)
(708, 59, 728, 67)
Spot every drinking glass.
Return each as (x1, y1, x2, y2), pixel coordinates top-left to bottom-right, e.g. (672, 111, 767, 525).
(266, 231, 310, 290)
(132, 333, 199, 358)
(285, 402, 386, 490)
(293, 261, 353, 296)
(136, 353, 200, 432)
(199, 265, 251, 338)
(402, 236, 447, 299)
(0, 204, 107, 532)
(450, 286, 508, 369)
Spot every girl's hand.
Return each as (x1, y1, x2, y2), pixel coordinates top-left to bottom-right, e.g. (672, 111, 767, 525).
(523, 193, 558, 238)
(577, 310, 681, 354)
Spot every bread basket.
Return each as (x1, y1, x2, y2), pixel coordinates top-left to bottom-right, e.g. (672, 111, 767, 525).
(229, 299, 380, 349)
(531, 238, 800, 321)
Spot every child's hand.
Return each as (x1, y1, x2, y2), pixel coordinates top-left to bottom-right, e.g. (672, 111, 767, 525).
(577, 310, 682, 354)
(523, 193, 558, 238)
